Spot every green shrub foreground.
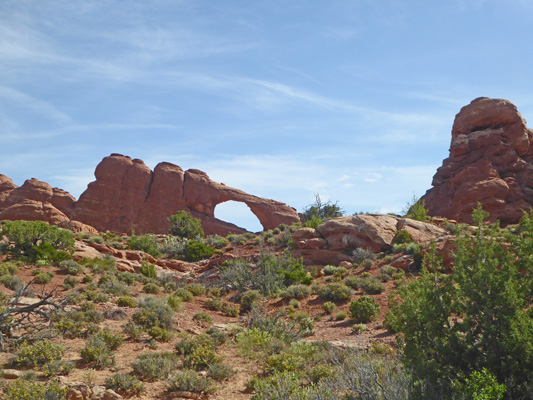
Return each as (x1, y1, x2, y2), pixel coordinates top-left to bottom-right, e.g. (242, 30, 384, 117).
(387, 205, 533, 399)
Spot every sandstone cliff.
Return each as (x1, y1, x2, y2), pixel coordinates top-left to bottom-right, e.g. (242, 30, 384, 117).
(0, 154, 300, 235)
(423, 97, 533, 225)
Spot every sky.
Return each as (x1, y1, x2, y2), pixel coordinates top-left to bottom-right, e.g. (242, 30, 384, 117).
(2, 0, 533, 232)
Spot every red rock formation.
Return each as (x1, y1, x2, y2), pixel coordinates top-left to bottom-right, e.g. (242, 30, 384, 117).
(0, 154, 299, 235)
(423, 97, 533, 225)
(293, 214, 446, 265)
(73, 154, 299, 235)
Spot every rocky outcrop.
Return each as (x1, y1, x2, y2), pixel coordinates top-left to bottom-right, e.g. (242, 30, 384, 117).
(293, 214, 446, 265)
(0, 154, 300, 235)
(423, 97, 533, 225)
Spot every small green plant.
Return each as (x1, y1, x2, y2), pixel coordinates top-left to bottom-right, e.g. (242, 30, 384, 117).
(207, 362, 235, 382)
(174, 287, 194, 302)
(322, 265, 338, 276)
(240, 290, 261, 314)
(193, 311, 213, 325)
(349, 295, 380, 323)
(143, 282, 160, 294)
(4, 379, 67, 400)
(403, 195, 428, 222)
(283, 284, 311, 299)
(335, 311, 347, 320)
(131, 351, 178, 381)
(314, 283, 353, 302)
(139, 260, 158, 278)
(80, 334, 116, 369)
(127, 234, 160, 257)
(168, 211, 204, 239)
(222, 303, 239, 317)
(185, 282, 207, 296)
(41, 360, 75, 377)
(116, 296, 137, 308)
(167, 369, 216, 394)
(60, 259, 84, 275)
(14, 340, 65, 367)
(352, 323, 368, 335)
(322, 301, 336, 314)
(105, 373, 145, 396)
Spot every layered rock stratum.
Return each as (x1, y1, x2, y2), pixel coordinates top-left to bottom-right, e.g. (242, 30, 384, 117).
(0, 154, 299, 235)
(423, 97, 533, 225)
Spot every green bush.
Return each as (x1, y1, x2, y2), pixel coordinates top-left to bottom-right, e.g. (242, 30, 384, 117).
(1, 220, 74, 263)
(127, 234, 160, 257)
(322, 301, 336, 314)
(14, 340, 64, 367)
(185, 282, 207, 296)
(32, 270, 54, 284)
(132, 297, 174, 330)
(283, 284, 311, 299)
(168, 211, 204, 239)
(60, 259, 84, 275)
(388, 206, 533, 399)
(193, 311, 213, 325)
(207, 362, 235, 382)
(358, 276, 385, 294)
(222, 303, 239, 317)
(207, 327, 228, 346)
(182, 240, 215, 262)
(349, 295, 380, 323)
(315, 283, 353, 302)
(105, 373, 145, 396)
(205, 297, 223, 311)
(206, 234, 229, 249)
(394, 229, 413, 244)
(240, 290, 261, 314)
(167, 369, 216, 394)
(139, 260, 158, 278)
(131, 351, 178, 381)
(352, 247, 375, 264)
(322, 265, 338, 276)
(4, 379, 67, 400)
(143, 282, 160, 294)
(335, 311, 347, 320)
(352, 323, 368, 335)
(147, 326, 174, 342)
(41, 360, 75, 377)
(116, 296, 137, 308)
(403, 196, 428, 222)
(174, 287, 194, 302)
(80, 334, 115, 369)
(63, 275, 78, 289)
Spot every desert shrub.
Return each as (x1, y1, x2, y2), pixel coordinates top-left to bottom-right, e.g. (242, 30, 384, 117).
(168, 211, 204, 239)
(158, 235, 186, 258)
(41, 360, 75, 377)
(301, 194, 343, 225)
(143, 282, 160, 294)
(147, 326, 174, 342)
(361, 258, 373, 271)
(95, 328, 124, 350)
(1, 220, 74, 263)
(4, 379, 67, 400)
(122, 322, 144, 341)
(131, 351, 178, 381)
(358, 276, 386, 294)
(403, 195, 428, 222)
(127, 234, 160, 257)
(185, 282, 206, 296)
(388, 206, 533, 399)
(344, 275, 360, 289)
(193, 311, 213, 325)
(183, 345, 222, 370)
(349, 295, 380, 323)
(352, 247, 375, 264)
(322, 301, 337, 314)
(298, 317, 315, 336)
(139, 260, 157, 278)
(322, 265, 338, 276)
(222, 303, 239, 317)
(245, 305, 301, 343)
(204, 297, 223, 311)
(206, 234, 229, 249)
(314, 283, 353, 302)
(207, 362, 235, 382)
(60, 259, 84, 275)
(174, 287, 194, 302)
(1, 274, 25, 291)
(51, 307, 102, 338)
(0, 261, 18, 276)
(181, 240, 215, 261)
(14, 340, 64, 367)
(132, 296, 174, 330)
(167, 369, 216, 394)
(175, 334, 217, 356)
(207, 327, 228, 346)
(165, 294, 183, 311)
(99, 278, 131, 296)
(335, 311, 348, 320)
(226, 233, 247, 245)
(240, 290, 261, 314)
(80, 334, 115, 369)
(105, 373, 145, 396)
(116, 296, 137, 308)
(283, 284, 311, 299)
(394, 229, 413, 244)
(220, 254, 310, 296)
(237, 328, 276, 358)
(81, 255, 117, 274)
(379, 264, 398, 282)
(32, 270, 54, 284)
(352, 323, 368, 335)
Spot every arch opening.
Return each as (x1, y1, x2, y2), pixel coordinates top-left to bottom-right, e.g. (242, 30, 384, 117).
(214, 201, 263, 233)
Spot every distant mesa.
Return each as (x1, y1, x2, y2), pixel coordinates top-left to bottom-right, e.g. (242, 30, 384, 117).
(423, 97, 533, 225)
(0, 154, 300, 235)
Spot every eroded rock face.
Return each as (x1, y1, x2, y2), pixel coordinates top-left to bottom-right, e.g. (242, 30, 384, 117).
(423, 97, 533, 225)
(293, 214, 446, 265)
(0, 154, 299, 235)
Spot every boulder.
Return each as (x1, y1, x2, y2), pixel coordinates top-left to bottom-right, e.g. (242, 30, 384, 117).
(293, 214, 447, 265)
(423, 97, 533, 225)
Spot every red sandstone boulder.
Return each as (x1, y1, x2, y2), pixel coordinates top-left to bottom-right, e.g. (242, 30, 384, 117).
(423, 97, 533, 225)
(293, 214, 447, 265)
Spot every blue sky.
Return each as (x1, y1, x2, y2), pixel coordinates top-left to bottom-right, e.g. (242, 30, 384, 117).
(2, 0, 533, 231)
